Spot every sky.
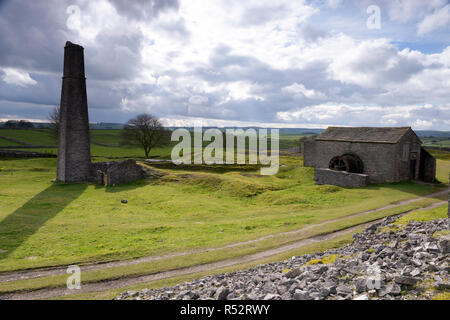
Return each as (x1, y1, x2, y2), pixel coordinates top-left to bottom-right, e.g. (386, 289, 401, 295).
(0, 0, 449, 130)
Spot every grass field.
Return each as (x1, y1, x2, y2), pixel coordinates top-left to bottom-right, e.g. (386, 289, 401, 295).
(54, 201, 449, 300)
(0, 128, 449, 297)
(0, 129, 306, 159)
(422, 136, 450, 148)
(0, 154, 447, 272)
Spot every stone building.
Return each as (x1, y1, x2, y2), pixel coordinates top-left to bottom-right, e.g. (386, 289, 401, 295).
(303, 127, 436, 187)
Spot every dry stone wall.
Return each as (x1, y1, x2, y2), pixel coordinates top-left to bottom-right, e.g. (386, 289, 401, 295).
(314, 168, 369, 187)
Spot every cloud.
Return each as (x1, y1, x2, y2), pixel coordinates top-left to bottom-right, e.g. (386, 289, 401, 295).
(189, 95, 208, 105)
(1, 68, 37, 87)
(282, 83, 326, 100)
(0, 0, 450, 129)
(327, 0, 342, 9)
(388, 0, 446, 23)
(108, 0, 179, 21)
(417, 4, 450, 35)
(413, 119, 433, 129)
(327, 38, 424, 87)
(276, 103, 450, 130)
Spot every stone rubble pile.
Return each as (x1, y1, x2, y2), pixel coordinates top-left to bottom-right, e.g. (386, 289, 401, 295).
(116, 216, 449, 300)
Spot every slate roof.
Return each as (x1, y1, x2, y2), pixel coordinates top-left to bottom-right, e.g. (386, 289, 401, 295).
(315, 127, 413, 144)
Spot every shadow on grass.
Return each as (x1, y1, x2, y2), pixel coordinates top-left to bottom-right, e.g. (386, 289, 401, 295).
(0, 184, 87, 259)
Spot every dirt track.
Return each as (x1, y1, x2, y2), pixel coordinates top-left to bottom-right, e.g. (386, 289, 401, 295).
(0, 190, 447, 300)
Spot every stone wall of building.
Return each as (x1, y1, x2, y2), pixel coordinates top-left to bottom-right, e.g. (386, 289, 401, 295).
(303, 128, 436, 186)
(302, 139, 316, 167)
(89, 159, 146, 186)
(423, 155, 436, 183)
(314, 168, 369, 187)
(395, 130, 422, 181)
(309, 140, 397, 184)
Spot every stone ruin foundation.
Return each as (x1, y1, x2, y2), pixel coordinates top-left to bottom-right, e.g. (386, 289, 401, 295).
(89, 159, 147, 186)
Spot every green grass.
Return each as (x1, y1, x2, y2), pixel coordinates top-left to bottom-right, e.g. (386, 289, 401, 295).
(51, 196, 450, 300)
(422, 137, 450, 148)
(0, 129, 56, 146)
(0, 153, 446, 273)
(1, 194, 440, 295)
(395, 204, 448, 225)
(436, 159, 450, 183)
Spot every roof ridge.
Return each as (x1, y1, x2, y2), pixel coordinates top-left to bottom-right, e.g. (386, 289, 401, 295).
(316, 126, 414, 143)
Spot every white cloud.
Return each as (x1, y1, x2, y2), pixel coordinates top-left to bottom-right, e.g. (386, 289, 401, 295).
(388, 0, 446, 23)
(189, 95, 208, 104)
(282, 83, 326, 100)
(276, 103, 450, 130)
(1, 0, 450, 129)
(1, 68, 37, 87)
(327, 0, 342, 9)
(413, 119, 434, 129)
(417, 4, 450, 35)
(222, 81, 265, 102)
(327, 38, 424, 87)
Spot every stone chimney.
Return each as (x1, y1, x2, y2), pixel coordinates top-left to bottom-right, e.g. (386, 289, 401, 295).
(57, 41, 91, 183)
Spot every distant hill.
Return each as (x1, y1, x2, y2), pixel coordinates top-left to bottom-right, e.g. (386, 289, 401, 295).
(0, 121, 448, 137)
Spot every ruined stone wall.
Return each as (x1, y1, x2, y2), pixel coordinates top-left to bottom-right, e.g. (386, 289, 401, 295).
(311, 140, 398, 184)
(107, 160, 146, 185)
(89, 159, 146, 186)
(314, 168, 369, 187)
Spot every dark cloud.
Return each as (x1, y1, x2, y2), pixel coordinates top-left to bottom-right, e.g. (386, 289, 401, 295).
(86, 32, 144, 81)
(298, 24, 329, 43)
(0, 0, 67, 73)
(240, 4, 288, 26)
(0, 0, 449, 129)
(108, 0, 179, 21)
(155, 17, 191, 41)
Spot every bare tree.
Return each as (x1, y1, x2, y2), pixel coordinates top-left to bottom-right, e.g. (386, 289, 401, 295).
(47, 106, 60, 141)
(121, 114, 168, 158)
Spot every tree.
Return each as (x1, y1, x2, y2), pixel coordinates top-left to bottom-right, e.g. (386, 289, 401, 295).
(4, 120, 19, 128)
(4, 120, 34, 129)
(18, 120, 34, 129)
(121, 114, 169, 158)
(47, 107, 60, 141)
